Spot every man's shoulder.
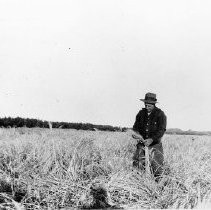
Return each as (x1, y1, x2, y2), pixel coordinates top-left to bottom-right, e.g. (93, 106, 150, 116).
(139, 108, 147, 114)
(154, 107, 166, 117)
(136, 108, 146, 116)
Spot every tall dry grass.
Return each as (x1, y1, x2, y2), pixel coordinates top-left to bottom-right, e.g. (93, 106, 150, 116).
(0, 128, 210, 209)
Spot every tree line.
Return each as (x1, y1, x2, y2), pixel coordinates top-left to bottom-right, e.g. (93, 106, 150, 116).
(0, 117, 209, 135)
(165, 128, 211, 136)
(0, 117, 127, 132)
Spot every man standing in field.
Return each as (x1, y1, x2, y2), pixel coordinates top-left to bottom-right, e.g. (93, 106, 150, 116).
(132, 92, 167, 180)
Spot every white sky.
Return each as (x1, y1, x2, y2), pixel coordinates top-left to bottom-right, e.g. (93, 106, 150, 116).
(0, 0, 211, 131)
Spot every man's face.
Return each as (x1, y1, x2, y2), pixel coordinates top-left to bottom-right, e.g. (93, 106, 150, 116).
(145, 103, 155, 113)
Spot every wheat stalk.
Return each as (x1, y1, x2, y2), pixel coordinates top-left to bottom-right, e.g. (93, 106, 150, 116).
(48, 121, 52, 131)
(144, 146, 151, 178)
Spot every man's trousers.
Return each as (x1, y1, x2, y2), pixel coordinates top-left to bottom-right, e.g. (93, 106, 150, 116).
(132, 142, 164, 178)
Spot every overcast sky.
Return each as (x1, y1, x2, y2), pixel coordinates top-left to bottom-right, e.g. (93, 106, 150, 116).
(0, 0, 211, 131)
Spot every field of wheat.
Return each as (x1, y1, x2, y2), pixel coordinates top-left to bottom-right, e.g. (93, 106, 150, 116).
(0, 127, 210, 209)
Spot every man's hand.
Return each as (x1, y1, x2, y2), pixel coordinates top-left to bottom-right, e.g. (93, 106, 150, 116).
(126, 129, 144, 142)
(132, 134, 142, 140)
(131, 132, 143, 141)
(142, 138, 153, 146)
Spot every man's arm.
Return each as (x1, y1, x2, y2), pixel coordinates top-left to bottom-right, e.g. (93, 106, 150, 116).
(133, 111, 141, 133)
(131, 112, 144, 142)
(151, 111, 167, 143)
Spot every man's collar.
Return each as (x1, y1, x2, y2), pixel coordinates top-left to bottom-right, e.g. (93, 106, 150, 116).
(144, 107, 157, 114)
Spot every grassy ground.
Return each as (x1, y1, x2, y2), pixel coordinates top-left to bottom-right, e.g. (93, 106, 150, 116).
(0, 128, 210, 209)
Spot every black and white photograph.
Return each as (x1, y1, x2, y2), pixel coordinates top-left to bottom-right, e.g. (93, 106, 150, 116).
(0, 0, 211, 209)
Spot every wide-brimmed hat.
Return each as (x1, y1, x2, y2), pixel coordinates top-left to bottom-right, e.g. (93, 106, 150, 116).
(140, 92, 158, 104)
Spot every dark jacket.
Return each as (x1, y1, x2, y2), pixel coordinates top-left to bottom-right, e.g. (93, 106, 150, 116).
(133, 106, 167, 145)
